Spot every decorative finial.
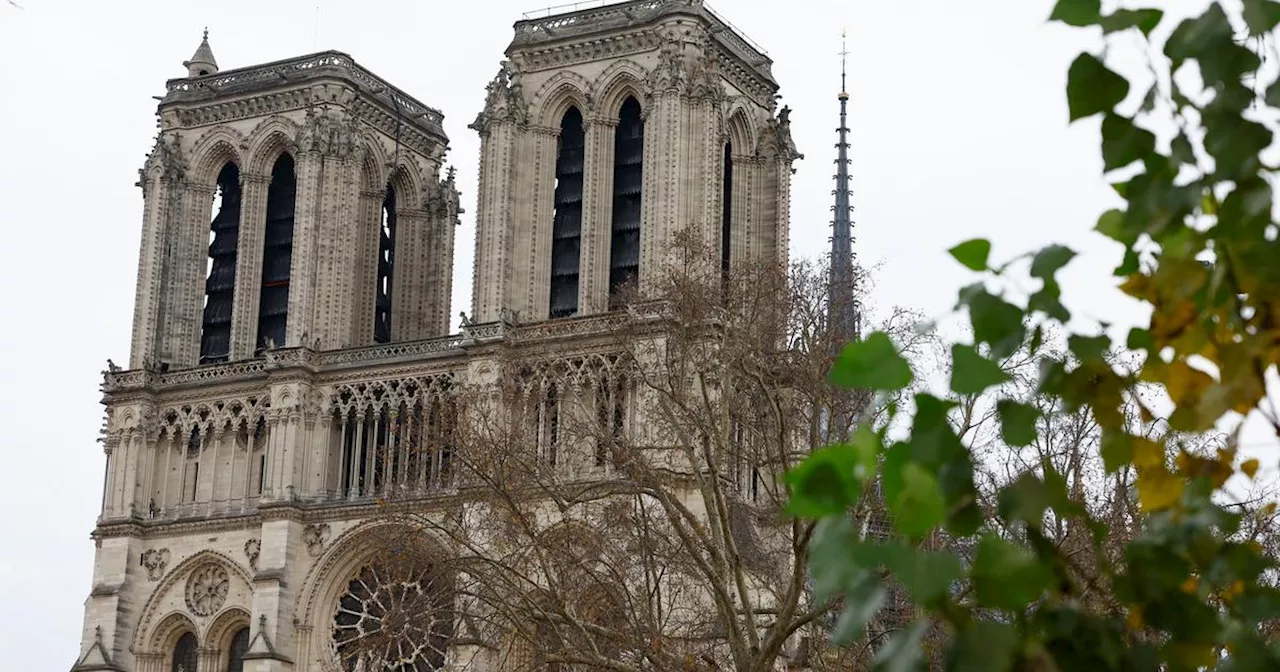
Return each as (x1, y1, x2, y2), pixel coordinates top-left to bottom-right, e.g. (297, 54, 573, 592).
(202, 26, 209, 41)
(839, 30, 849, 99)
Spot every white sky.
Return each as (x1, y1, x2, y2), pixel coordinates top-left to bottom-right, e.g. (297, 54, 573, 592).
(0, 0, 1270, 668)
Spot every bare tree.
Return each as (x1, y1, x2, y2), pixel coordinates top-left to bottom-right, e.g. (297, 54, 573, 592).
(345, 233, 930, 671)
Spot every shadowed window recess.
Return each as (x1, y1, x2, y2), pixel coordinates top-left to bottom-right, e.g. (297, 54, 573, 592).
(256, 154, 296, 352)
(721, 141, 733, 284)
(609, 96, 644, 305)
(549, 107, 585, 318)
(374, 183, 397, 344)
(226, 627, 250, 672)
(200, 163, 241, 364)
(171, 632, 198, 672)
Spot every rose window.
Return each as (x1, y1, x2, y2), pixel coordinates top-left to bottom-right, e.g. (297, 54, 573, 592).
(184, 564, 229, 617)
(332, 562, 453, 671)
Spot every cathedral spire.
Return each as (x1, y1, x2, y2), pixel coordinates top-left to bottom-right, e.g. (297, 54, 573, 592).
(830, 30, 859, 342)
(184, 27, 219, 78)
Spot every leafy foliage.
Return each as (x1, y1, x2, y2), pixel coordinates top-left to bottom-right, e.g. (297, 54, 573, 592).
(791, 3, 1280, 670)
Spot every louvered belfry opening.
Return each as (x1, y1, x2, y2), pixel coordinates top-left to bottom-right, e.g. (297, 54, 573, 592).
(721, 141, 733, 284)
(199, 163, 241, 364)
(550, 107, 585, 318)
(256, 154, 296, 352)
(609, 97, 644, 306)
(374, 183, 397, 344)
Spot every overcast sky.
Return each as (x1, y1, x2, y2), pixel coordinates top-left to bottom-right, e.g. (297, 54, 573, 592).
(0, 0, 1271, 668)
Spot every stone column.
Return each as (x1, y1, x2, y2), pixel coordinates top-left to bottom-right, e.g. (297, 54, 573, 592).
(470, 120, 519, 322)
(231, 172, 272, 360)
(285, 152, 320, 350)
(307, 152, 361, 350)
(245, 517, 301, 672)
(130, 143, 186, 369)
(580, 117, 616, 315)
(639, 90, 681, 294)
(390, 207, 427, 341)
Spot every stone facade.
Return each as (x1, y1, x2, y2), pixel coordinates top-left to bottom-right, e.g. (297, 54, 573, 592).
(72, 2, 798, 671)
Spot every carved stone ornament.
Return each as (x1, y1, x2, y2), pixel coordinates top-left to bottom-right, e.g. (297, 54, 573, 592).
(469, 61, 528, 132)
(184, 563, 230, 617)
(141, 548, 170, 581)
(298, 107, 359, 158)
(303, 523, 331, 557)
(244, 538, 261, 571)
(646, 36, 687, 95)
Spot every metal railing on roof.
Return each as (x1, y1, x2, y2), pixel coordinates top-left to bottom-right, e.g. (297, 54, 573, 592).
(518, 0, 768, 58)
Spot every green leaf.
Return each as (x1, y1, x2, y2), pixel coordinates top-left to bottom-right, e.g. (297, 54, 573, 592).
(1100, 429, 1133, 473)
(1068, 334, 1110, 365)
(1100, 8, 1163, 36)
(950, 344, 1012, 395)
(973, 535, 1054, 611)
(830, 569, 887, 645)
(1030, 245, 1077, 280)
(808, 516, 860, 604)
(1171, 132, 1196, 166)
(1101, 113, 1157, 171)
(997, 400, 1039, 447)
(829, 332, 914, 391)
(998, 470, 1070, 529)
(882, 545, 963, 606)
(1049, 0, 1101, 26)
(1126, 327, 1152, 351)
(786, 445, 861, 517)
(961, 289, 1027, 360)
(1243, 0, 1280, 37)
(1029, 282, 1071, 322)
(849, 424, 883, 482)
(1066, 53, 1129, 122)
(1203, 112, 1271, 182)
(950, 621, 1018, 672)
(887, 461, 947, 540)
(872, 620, 929, 672)
(949, 238, 992, 271)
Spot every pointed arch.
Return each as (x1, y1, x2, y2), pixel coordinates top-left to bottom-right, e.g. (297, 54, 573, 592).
(256, 153, 296, 351)
(608, 96, 644, 304)
(199, 162, 241, 364)
(357, 135, 391, 192)
(244, 117, 301, 176)
(724, 106, 756, 156)
(148, 611, 199, 653)
(592, 59, 648, 120)
(133, 549, 255, 652)
(188, 128, 247, 189)
(205, 606, 252, 672)
(532, 71, 592, 127)
(374, 180, 398, 343)
(549, 105, 586, 318)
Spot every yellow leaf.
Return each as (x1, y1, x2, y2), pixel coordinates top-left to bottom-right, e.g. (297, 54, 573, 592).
(1133, 439, 1165, 470)
(1126, 607, 1144, 631)
(1180, 576, 1199, 594)
(1138, 467, 1184, 512)
(1242, 458, 1260, 479)
(1163, 359, 1213, 406)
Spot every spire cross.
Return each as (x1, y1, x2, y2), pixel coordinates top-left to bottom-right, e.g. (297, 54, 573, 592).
(839, 29, 849, 95)
(203, 26, 209, 41)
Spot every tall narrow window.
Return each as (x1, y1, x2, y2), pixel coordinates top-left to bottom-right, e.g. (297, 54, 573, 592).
(609, 97, 644, 305)
(550, 108, 585, 318)
(256, 154, 296, 352)
(721, 141, 733, 283)
(226, 627, 250, 672)
(200, 163, 241, 364)
(374, 184, 397, 343)
(171, 632, 198, 672)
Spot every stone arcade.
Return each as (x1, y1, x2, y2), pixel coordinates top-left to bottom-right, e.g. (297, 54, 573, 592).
(71, 2, 799, 671)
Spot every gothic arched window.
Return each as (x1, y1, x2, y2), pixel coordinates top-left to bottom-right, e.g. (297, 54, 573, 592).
(549, 107, 585, 318)
(226, 626, 250, 672)
(171, 632, 198, 672)
(374, 184, 397, 344)
(721, 141, 733, 283)
(333, 561, 454, 671)
(609, 97, 644, 305)
(256, 154, 296, 352)
(200, 163, 241, 364)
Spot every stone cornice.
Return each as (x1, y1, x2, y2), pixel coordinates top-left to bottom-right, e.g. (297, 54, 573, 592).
(163, 50, 446, 142)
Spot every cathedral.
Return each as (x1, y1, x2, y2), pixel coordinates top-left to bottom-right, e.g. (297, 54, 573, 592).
(70, 1, 805, 670)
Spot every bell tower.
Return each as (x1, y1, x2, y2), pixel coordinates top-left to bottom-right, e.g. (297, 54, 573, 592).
(130, 34, 457, 371)
(469, 0, 800, 324)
